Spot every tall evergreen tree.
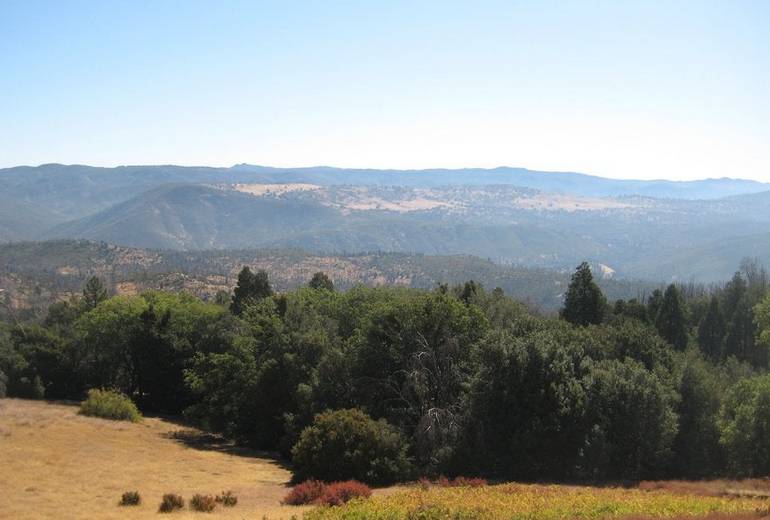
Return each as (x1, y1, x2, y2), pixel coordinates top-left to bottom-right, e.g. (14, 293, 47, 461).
(560, 262, 606, 326)
(308, 272, 334, 292)
(724, 297, 758, 364)
(82, 276, 108, 311)
(230, 267, 273, 315)
(647, 289, 664, 322)
(722, 272, 747, 320)
(655, 284, 688, 350)
(698, 296, 726, 360)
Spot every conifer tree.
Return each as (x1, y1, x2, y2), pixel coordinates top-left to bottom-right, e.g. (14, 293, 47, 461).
(697, 295, 725, 360)
(655, 284, 688, 350)
(561, 262, 605, 326)
(82, 276, 108, 311)
(230, 267, 273, 315)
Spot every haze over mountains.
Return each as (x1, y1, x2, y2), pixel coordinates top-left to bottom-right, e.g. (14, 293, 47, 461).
(2, 163, 770, 283)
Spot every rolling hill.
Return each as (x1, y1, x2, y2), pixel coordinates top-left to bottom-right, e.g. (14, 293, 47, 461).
(2, 164, 770, 282)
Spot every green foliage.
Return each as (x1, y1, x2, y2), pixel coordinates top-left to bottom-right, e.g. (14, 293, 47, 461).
(3, 258, 770, 483)
(230, 266, 273, 315)
(719, 374, 770, 476)
(0, 368, 6, 397)
(755, 292, 770, 360)
(698, 296, 726, 360)
(582, 359, 677, 479)
(79, 388, 142, 422)
(309, 272, 335, 292)
(672, 352, 723, 477)
(292, 409, 413, 486)
(461, 328, 591, 479)
(654, 284, 689, 351)
(561, 262, 606, 326)
(82, 276, 108, 311)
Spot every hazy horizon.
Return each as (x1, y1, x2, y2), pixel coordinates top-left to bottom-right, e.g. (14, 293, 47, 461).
(2, 1, 769, 181)
(4, 161, 770, 185)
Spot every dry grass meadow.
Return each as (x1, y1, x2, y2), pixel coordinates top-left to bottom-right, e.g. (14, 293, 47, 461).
(4, 398, 770, 520)
(0, 398, 308, 519)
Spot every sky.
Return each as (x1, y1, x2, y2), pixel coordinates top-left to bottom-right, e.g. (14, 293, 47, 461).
(1, 1, 769, 181)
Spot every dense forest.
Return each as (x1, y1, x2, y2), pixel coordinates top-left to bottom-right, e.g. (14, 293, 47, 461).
(3, 259, 770, 484)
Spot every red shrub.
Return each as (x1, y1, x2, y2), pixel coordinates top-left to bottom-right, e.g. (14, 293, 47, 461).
(282, 479, 372, 506)
(282, 480, 326, 505)
(318, 481, 372, 506)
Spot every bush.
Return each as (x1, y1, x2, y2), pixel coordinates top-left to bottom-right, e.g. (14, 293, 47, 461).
(158, 493, 184, 513)
(0, 369, 6, 398)
(119, 491, 141, 506)
(282, 480, 371, 506)
(318, 481, 372, 506)
(283, 480, 326, 505)
(291, 409, 413, 485)
(190, 494, 216, 512)
(79, 388, 141, 422)
(215, 490, 237, 507)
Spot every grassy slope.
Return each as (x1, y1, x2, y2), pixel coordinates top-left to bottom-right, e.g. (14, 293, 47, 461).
(2, 399, 768, 520)
(0, 399, 305, 519)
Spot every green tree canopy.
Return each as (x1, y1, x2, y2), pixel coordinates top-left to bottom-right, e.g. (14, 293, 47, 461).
(561, 262, 606, 326)
(308, 271, 334, 292)
(82, 276, 108, 311)
(698, 296, 726, 360)
(655, 284, 689, 350)
(230, 266, 273, 315)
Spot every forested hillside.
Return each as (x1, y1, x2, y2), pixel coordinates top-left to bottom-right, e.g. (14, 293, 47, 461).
(0, 240, 657, 317)
(3, 260, 770, 483)
(2, 164, 770, 281)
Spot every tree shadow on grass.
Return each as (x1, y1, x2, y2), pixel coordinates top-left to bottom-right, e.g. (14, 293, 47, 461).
(161, 427, 294, 473)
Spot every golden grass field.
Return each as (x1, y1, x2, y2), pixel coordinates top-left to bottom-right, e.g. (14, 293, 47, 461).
(0, 398, 307, 519)
(305, 483, 770, 520)
(3, 398, 770, 520)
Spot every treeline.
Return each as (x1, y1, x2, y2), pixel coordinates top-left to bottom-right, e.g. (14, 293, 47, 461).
(3, 262, 770, 483)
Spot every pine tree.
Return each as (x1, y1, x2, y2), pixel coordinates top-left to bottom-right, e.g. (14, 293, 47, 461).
(230, 267, 273, 315)
(655, 284, 688, 350)
(724, 297, 756, 363)
(82, 276, 108, 311)
(561, 262, 606, 326)
(308, 272, 334, 292)
(697, 296, 725, 360)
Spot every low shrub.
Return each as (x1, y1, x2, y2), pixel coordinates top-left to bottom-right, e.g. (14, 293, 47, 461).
(291, 409, 413, 485)
(79, 389, 141, 422)
(282, 480, 371, 506)
(215, 490, 238, 507)
(158, 493, 185, 513)
(190, 494, 216, 512)
(318, 481, 372, 506)
(119, 491, 141, 506)
(283, 479, 326, 505)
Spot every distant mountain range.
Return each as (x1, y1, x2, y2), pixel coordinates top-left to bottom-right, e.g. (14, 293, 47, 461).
(2, 163, 769, 282)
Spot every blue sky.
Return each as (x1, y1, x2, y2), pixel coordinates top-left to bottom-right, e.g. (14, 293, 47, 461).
(1, 0, 769, 181)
